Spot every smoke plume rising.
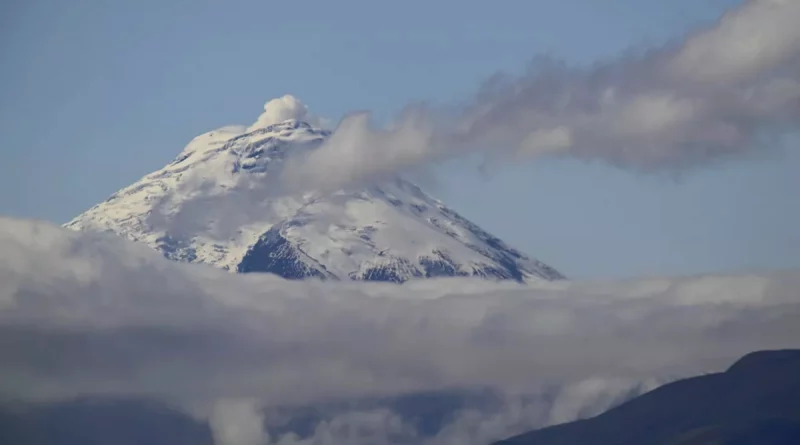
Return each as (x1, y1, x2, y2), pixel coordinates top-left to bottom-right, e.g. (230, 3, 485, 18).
(282, 0, 800, 192)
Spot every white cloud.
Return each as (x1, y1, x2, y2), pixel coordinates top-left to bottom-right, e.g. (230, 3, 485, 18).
(282, 110, 438, 192)
(668, 0, 800, 84)
(279, 0, 800, 192)
(249, 95, 324, 132)
(211, 399, 269, 445)
(1, 217, 800, 444)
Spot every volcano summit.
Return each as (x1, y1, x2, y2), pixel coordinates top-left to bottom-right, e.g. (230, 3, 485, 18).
(66, 97, 564, 283)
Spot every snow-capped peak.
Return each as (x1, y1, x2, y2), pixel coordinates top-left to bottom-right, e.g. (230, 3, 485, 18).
(65, 100, 564, 283)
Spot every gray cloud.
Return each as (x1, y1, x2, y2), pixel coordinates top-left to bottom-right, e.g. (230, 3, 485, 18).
(1, 216, 800, 444)
(207, 379, 662, 445)
(211, 399, 269, 445)
(282, 0, 800, 192)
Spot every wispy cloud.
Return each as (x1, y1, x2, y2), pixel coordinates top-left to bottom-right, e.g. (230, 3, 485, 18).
(280, 0, 800, 192)
(2, 217, 799, 443)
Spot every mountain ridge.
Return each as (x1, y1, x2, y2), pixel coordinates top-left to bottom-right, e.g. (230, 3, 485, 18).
(496, 349, 800, 445)
(65, 119, 564, 283)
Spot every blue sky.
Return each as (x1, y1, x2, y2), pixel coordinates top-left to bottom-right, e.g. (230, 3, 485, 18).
(2, 0, 797, 279)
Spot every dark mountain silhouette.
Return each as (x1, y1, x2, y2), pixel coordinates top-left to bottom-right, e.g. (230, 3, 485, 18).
(497, 349, 800, 445)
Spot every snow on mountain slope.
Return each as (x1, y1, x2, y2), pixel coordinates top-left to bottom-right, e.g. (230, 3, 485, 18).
(65, 116, 564, 283)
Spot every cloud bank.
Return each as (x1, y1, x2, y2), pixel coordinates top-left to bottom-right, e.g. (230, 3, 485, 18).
(279, 0, 800, 191)
(1, 217, 800, 444)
